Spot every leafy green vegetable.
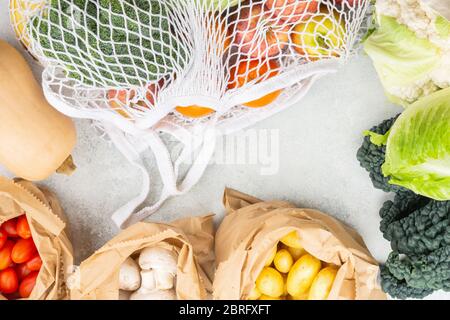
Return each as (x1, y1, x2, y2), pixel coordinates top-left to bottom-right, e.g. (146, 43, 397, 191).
(382, 88, 450, 201)
(380, 191, 450, 255)
(30, 0, 188, 87)
(363, 15, 441, 105)
(356, 116, 403, 193)
(379, 191, 450, 299)
(357, 88, 450, 200)
(380, 265, 433, 299)
(435, 15, 450, 38)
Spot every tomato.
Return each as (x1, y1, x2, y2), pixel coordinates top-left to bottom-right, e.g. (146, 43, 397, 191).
(16, 215, 31, 239)
(0, 229, 7, 250)
(11, 238, 37, 264)
(19, 271, 38, 298)
(0, 267, 19, 294)
(0, 240, 14, 271)
(26, 254, 42, 271)
(1, 218, 18, 237)
(16, 263, 32, 280)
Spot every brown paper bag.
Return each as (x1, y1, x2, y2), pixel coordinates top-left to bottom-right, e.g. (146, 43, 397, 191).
(70, 214, 215, 300)
(214, 188, 386, 300)
(0, 176, 73, 300)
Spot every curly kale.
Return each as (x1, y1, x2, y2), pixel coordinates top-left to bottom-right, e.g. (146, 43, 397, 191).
(356, 116, 404, 193)
(379, 191, 450, 298)
(380, 265, 433, 299)
(30, 0, 188, 87)
(379, 191, 450, 255)
(382, 248, 450, 297)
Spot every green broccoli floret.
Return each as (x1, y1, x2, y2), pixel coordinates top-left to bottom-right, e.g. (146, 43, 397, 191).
(30, 0, 188, 87)
(380, 191, 449, 255)
(356, 116, 404, 193)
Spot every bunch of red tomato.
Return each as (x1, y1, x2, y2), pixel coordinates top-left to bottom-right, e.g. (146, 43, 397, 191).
(0, 215, 42, 299)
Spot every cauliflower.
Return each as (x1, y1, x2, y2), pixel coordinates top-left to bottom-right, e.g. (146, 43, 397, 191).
(365, 0, 450, 105)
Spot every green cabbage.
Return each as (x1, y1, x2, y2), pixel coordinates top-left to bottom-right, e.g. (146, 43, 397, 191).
(436, 15, 450, 38)
(363, 15, 441, 106)
(380, 87, 450, 201)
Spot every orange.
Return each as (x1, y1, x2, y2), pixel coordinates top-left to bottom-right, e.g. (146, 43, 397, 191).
(228, 59, 282, 108)
(175, 105, 215, 118)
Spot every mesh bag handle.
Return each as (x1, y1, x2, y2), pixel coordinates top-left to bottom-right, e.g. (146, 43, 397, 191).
(104, 123, 217, 229)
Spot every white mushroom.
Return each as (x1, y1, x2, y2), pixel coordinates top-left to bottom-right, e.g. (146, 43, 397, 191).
(129, 288, 176, 300)
(138, 246, 177, 275)
(154, 270, 175, 290)
(118, 290, 132, 300)
(140, 270, 156, 291)
(119, 257, 141, 291)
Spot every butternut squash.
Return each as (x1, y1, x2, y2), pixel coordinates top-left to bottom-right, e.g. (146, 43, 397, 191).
(0, 40, 76, 181)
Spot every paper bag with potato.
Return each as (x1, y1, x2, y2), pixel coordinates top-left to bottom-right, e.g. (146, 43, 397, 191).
(213, 189, 386, 300)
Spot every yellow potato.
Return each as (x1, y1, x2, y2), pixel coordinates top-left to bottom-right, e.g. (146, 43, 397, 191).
(288, 292, 309, 300)
(280, 231, 303, 249)
(265, 244, 278, 267)
(308, 266, 338, 300)
(259, 294, 282, 300)
(287, 246, 306, 261)
(274, 249, 293, 273)
(256, 267, 284, 298)
(247, 286, 262, 300)
(287, 253, 321, 297)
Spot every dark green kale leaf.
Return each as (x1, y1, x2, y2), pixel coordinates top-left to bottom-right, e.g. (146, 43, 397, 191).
(379, 191, 449, 255)
(356, 116, 404, 193)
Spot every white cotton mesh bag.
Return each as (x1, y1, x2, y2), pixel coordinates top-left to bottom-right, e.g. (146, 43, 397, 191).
(10, 0, 371, 228)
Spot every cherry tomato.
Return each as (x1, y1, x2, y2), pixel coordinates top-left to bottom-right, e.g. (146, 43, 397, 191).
(16, 263, 32, 280)
(16, 215, 31, 239)
(11, 238, 37, 264)
(26, 254, 42, 271)
(0, 229, 7, 250)
(0, 267, 19, 294)
(1, 218, 18, 237)
(0, 240, 15, 271)
(3, 292, 20, 300)
(19, 271, 39, 298)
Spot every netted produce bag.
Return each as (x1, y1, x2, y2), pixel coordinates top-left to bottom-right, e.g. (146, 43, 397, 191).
(10, 0, 371, 228)
(0, 177, 73, 300)
(68, 215, 214, 300)
(213, 189, 386, 300)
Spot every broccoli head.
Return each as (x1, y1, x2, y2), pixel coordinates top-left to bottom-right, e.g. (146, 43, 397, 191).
(30, 0, 189, 87)
(356, 116, 404, 193)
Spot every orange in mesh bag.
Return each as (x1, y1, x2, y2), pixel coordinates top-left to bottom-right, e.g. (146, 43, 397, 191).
(213, 189, 386, 300)
(0, 177, 73, 300)
(69, 215, 215, 300)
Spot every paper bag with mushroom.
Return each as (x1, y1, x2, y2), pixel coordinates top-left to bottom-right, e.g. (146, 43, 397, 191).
(0, 177, 73, 300)
(213, 189, 386, 300)
(69, 215, 215, 300)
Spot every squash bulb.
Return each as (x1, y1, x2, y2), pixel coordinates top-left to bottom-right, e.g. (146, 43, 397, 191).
(0, 40, 76, 181)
